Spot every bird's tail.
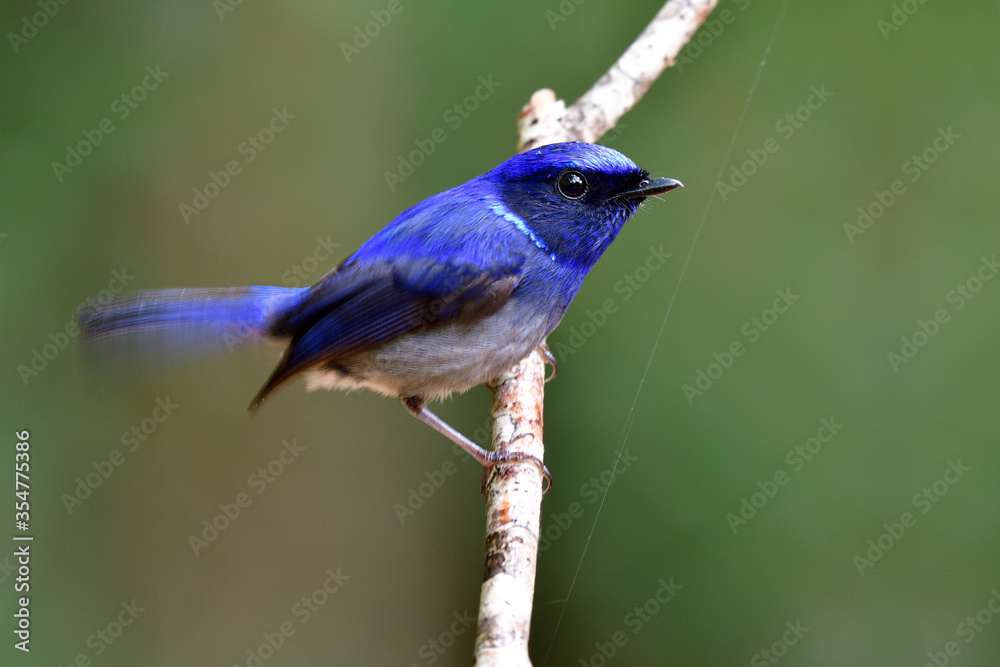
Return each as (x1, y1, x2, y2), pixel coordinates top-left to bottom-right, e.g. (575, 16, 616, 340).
(75, 286, 307, 378)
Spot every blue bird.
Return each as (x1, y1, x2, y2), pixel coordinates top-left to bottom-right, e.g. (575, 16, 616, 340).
(76, 142, 681, 484)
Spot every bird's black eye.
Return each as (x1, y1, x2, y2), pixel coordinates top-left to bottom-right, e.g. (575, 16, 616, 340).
(556, 170, 588, 200)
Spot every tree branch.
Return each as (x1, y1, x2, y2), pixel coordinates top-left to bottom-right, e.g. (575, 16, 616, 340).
(517, 0, 720, 153)
(474, 2, 719, 665)
(474, 349, 547, 665)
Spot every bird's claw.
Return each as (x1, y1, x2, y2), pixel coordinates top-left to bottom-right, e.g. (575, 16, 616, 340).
(538, 343, 557, 382)
(480, 450, 552, 496)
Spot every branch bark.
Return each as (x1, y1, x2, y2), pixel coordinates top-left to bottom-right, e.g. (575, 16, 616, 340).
(474, 2, 719, 665)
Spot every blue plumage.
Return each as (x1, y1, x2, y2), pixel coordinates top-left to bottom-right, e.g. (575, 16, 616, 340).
(76, 142, 681, 480)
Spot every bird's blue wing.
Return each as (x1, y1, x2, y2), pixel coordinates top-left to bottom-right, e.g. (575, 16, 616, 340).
(250, 187, 528, 408)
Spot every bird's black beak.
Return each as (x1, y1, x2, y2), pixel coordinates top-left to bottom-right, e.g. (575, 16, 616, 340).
(617, 177, 684, 200)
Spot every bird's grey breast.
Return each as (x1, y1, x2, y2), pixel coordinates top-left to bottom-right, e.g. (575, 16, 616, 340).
(304, 290, 558, 401)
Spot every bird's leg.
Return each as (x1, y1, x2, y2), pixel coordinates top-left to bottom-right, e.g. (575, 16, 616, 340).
(538, 342, 557, 382)
(401, 396, 551, 495)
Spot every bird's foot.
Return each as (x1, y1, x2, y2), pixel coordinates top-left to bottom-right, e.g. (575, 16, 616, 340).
(480, 450, 552, 496)
(402, 396, 551, 496)
(538, 342, 557, 382)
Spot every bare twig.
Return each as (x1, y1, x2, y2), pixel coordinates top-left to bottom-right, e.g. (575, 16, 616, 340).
(474, 1, 719, 665)
(473, 349, 547, 666)
(518, 0, 720, 153)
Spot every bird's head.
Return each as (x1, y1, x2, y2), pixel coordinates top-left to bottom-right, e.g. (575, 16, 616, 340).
(486, 142, 681, 269)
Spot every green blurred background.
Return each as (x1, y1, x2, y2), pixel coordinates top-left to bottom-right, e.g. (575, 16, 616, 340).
(3, 1, 999, 665)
